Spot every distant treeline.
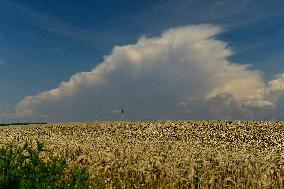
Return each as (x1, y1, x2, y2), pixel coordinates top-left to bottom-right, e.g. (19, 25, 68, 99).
(0, 123, 47, 126)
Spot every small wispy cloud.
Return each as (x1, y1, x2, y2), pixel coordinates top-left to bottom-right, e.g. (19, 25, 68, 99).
(0, 61, 4, 65)
(2, 0, 116, 49)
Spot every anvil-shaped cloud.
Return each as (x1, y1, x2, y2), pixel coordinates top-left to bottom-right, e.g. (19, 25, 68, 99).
(16, 25, 279, 121)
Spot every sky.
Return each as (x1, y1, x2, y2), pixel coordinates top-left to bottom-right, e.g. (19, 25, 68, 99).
(1, 0, 284, 122)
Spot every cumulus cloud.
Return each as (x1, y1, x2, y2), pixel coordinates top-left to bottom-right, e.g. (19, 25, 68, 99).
(243, 100, 275, 109)
(267, 74, 284, 92)
(15, 24, 276, 121)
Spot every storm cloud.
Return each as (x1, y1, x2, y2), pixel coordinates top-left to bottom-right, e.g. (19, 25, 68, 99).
(16, 25, 278, 121)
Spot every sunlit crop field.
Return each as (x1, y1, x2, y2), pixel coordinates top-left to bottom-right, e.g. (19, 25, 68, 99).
(0, 121, 283, 188)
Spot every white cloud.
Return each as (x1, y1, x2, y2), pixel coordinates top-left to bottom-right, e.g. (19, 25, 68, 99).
(15, 24, 275, 121)
(0, 61, 4, 65)
(243, 99, 275, 109)
(267, 74, 284, 92)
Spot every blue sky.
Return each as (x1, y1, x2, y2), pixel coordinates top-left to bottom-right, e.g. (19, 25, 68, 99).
(1, 0, 284, 121)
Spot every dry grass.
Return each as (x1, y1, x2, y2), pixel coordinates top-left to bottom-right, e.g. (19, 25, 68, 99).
(0, 120, 283, 188)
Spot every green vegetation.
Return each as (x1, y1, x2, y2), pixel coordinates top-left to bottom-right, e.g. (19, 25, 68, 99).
(0, 123, 47, 127)
(0, 141, 90, 189)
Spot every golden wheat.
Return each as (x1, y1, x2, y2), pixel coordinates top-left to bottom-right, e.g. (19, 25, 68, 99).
(0, 120, 283, 188)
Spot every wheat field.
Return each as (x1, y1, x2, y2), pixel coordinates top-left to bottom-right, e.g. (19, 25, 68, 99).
(0, 120, 283, 188)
